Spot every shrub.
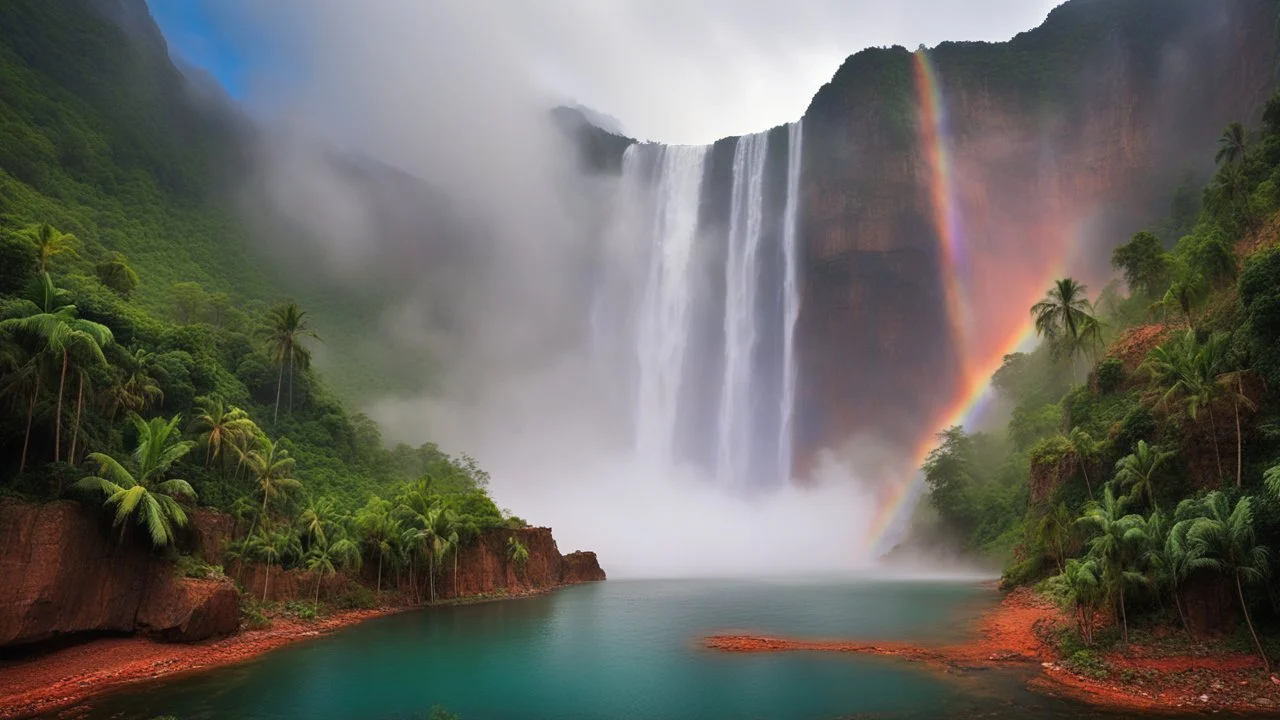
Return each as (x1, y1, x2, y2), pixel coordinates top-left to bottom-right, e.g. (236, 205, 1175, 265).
(1093, 357, 1125, 394)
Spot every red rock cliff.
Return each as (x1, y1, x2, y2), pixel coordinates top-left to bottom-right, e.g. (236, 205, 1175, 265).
(793, 0, 1277, 480)
(0, 501, 239, 648)
(234, 526, 606, 604)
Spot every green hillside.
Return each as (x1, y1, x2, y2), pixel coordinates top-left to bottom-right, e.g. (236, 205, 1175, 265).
(0, 0, 524, 571)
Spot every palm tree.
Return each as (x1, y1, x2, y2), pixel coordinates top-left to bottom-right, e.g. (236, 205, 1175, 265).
(1211, 352, 1256, 490)
(1160, 272, 1208, 331)
(243, 435, 302, 528)
(1167, 505, 1218, 642)
(304, 534, 361, 611)
(1215, 122, 1247, 167)
(0, 273, 113, 465)
(248, 527, 302, 603)
(259, 302, 321, 422)
(26, 223, 79, 272)
(1114, 440, 1173, 511)
(355, 497, 400, 595)
(1067, 427, 1100, 500)
(1036, 502, 1075, 573)
(298, 495, 340, 547)
(1031, 278, 1097, 380)
(1145, 331, 1226, 481)
(102, 348, 163, 422)
(1050, 557, 1104, 646)
(426, 506, 458, 603)
(191, 396, 256, 471)
(75, 413, 197, 547)
(1078, 486, 1146, 644)
(1179, 492, 1272, 671)
(0, 335, 43, 474)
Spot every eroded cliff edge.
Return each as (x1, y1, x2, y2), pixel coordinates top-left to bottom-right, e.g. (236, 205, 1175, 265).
(0, 500, 604, 650)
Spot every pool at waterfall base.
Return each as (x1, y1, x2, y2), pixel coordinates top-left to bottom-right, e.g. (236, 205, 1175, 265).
(64, 578, 1162, 719)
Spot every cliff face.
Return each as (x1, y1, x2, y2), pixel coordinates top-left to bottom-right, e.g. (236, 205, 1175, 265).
(0, 501, 239, 648)
(0, 500, 604, 648)
(794, 0, 1278, 476)
(237, 527, 605, 604)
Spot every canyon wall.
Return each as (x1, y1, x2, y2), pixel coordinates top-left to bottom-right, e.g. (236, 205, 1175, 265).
(0, 501, 239, 648)
(792, 0, 1278, 478)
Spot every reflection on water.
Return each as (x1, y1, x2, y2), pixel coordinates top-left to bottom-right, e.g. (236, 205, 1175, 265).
(63, 579, 1202, 719)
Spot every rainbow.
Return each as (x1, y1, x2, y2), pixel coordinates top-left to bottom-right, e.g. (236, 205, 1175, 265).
(912, 49, 973, 373)
(859, 51, 1097, 552)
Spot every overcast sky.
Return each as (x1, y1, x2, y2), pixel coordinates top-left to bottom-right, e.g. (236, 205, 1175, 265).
(150, 0, 1062, 144)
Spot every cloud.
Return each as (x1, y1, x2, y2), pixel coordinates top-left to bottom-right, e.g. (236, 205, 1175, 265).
(199, 0, 1060, 144)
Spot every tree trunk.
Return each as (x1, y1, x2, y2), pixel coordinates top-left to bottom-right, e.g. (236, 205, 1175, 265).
(314, 572, 322, 612)
(263, 564, 271, 604)
(1080, 460, 1094, 501)
(1119, 585, 1129, 646)
(273, 361, 284, 423)
(1236, 571, 1271, 672)
(20, 374, 40, 474)
(69, 373, 84, 465)
(288, 355, 294, 416)
(429, 555, 436, 604)
(54, 349, 67, 463)
(454, 551, 459, 600)
(1208, 408, 1224, 483)
(376, 553, 383, 595)
(1173, 587, 1195, 643)
(1234, 384, 1243, 490)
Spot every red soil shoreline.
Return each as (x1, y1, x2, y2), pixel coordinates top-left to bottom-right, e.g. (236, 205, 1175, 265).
(0, 588, 558, 720)
(703, 587, 1280, 714)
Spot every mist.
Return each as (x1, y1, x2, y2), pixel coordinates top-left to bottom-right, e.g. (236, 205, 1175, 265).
(217, 0, 926, 578)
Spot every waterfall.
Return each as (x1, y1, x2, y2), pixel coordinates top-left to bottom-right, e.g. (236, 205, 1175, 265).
(715, 132, 770, 487)
(778, 120, 804, 485)
(594, 125, 803, 491)
(634, 145, 709, 466)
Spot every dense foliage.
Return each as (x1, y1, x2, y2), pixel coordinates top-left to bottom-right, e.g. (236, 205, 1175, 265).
(918, 94, 1280, 661)
(0, 0, 532, 613)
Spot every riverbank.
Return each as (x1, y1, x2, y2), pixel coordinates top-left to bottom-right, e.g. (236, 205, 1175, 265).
(0, 587, 563, 720)
(704, 587, 1280, 714)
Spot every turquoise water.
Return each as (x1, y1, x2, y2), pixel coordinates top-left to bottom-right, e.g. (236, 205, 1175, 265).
(73, 579, 1135, 719)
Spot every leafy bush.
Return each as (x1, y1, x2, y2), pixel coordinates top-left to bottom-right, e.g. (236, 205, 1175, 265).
(1093, 357, 1125, 394)
(175, 554, 224, 580)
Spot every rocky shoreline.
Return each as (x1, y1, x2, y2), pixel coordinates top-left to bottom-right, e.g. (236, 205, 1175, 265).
(0, 585, 584, 720)
(703, 587, 1280, 714)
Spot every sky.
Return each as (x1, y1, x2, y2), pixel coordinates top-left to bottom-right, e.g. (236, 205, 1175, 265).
(147, 0, 1062, 145)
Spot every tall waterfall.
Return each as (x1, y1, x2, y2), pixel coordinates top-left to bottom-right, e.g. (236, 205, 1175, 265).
(715, 132, 770, 487)
(634, 145, 710, 466)
(595, 124, 804, 491)
(778, 120, 804, 488)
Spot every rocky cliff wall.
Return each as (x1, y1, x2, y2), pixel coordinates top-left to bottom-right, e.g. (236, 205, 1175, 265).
(1, 500, 605, 648)
(0, 501, 239, 648)
(793, 0, 1278, 478)
(237, 527, 605, 605)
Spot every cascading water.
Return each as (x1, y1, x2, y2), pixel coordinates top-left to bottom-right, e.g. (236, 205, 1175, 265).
(778, 120, 804, 487)
(594, 125, 804, 491)
(715, 132, 770, 488)
(634, 145, 710, 466)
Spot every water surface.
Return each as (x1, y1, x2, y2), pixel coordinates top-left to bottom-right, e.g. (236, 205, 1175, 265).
(73, 578, 1144, 719)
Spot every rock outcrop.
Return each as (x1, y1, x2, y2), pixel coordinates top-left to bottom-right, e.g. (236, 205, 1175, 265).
(0, 501, 240, 648)
(234, 526, 606, 605)
(562, 551, 607, 583)
(791, 0, 1278, 476)
(438, 527, 606, 599)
